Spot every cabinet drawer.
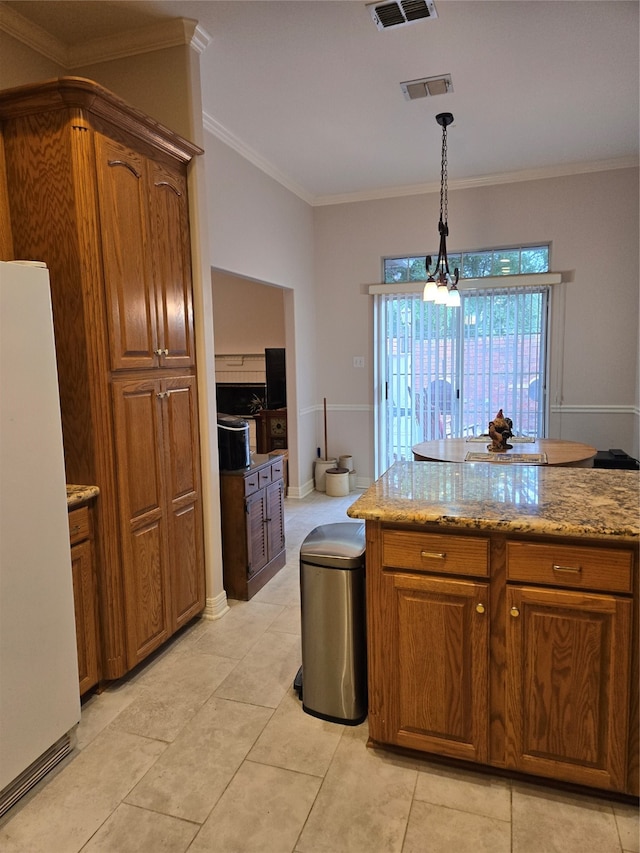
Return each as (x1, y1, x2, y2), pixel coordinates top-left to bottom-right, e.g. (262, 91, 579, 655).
(382, 530, 489, 577)
(244, 472, 261, 497)
(258, 466, 272, 488)
(270, 458, 285, 482)
(506, 542, 633, 593)
(68, 506, 90, 545)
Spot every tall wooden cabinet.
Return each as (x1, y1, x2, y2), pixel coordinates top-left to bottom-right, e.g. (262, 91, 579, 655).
(0, 77, 205, 679)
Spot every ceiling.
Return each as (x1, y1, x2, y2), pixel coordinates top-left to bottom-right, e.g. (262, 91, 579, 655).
(2, 1, 639, 203)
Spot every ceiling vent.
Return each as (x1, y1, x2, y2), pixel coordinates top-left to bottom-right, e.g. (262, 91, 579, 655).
(367, 1, 438, 30)
(400, 74, 453, 100)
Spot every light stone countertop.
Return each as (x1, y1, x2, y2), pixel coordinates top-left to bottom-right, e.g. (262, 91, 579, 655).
(67, 484, 100, 508)
(347, 461, 639, 542)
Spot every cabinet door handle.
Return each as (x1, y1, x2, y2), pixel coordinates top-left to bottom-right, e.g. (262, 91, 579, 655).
(154, 348, 163, 357)
(420, 551, 446, 560)
(510, 606, 520, 618)
(476, 603, 486, 614)
(163, 348, 169, 356)
(552, 564, 582, 574)
(107, 159, 141, 178)
(69, 525, 81, 535)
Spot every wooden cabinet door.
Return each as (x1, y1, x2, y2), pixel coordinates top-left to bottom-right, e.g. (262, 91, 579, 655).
(266, 478, 285, 562)
(505, 585, 632, 791)
(94, 134, 158, 371)
(112, 377, 171, 665)
(373, 572, 489, 763)
(162, 375, 205, 628)
(148, 161, 195, 368)
(71, 539, 99, 695)
(245, 489, 269, 577)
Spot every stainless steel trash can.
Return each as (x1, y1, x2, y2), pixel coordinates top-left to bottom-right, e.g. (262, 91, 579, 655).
(298, 522, 366, 725)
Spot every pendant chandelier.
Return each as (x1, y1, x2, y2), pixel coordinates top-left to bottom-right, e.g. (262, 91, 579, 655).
(423, 112, 460, 308)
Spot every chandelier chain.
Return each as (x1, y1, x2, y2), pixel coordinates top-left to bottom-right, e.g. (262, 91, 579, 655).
(440, 123, 448, 225)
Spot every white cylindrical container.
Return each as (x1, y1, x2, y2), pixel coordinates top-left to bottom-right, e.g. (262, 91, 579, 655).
(325, 467, 350, 497)
(338, 454, 353, 471)
(315, 458, 337, 492)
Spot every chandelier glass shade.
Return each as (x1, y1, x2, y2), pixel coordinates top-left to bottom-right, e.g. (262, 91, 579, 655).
(423, 112, 460, 308)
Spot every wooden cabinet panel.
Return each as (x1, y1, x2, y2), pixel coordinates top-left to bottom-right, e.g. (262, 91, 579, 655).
(370, 569, 489, 762)
(505, 585, 631, 791)
(163, 376, 205, 628)
(148, 161, 194, 368)
(69, 504, 100, 696)
(71, 538, 99, 696)
(266, 478, 285, 562)
(95, 134, 157, 371)
(112, 378, 171, 663)
(246, 489, 269, 577)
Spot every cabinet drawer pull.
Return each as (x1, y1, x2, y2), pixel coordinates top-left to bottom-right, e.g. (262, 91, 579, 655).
(510, 606, 520, 618)
(70, 525, 81, 535)
(476, 603, 486, 614)
(552, 564, 582, 574)
(420, 551, 446, 560)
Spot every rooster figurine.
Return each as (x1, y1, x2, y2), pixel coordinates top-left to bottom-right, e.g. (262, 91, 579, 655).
(488, 409, 514, 452)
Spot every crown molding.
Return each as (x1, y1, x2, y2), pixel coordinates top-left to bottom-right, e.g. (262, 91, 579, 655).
(312, 156, 640, 207)
(68, 18, 211, 68)
(203, 111, 315, 206)
(0, 2, 67, 65)
(0, 4, 211, 68)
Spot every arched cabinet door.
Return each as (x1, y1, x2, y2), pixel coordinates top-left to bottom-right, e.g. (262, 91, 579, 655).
(94, 135, 158, 371)
(148, 161, 195, 369)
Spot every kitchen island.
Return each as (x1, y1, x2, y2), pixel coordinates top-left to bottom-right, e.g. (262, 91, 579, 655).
(347, 462, 639, 796)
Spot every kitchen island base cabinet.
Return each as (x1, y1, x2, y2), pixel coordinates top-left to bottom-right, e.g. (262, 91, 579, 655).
(364, 520, 638, 796)
(220, 456, 286, 600)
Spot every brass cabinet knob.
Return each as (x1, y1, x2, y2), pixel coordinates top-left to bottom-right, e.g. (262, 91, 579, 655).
(476, 603, 485, 614)
(510, 606, 520, 618)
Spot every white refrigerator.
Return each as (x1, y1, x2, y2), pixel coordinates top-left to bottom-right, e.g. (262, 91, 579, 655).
(0, 261, 81, 816)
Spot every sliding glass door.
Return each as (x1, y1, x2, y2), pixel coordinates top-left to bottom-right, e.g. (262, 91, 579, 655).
(374, 285, 549, 476)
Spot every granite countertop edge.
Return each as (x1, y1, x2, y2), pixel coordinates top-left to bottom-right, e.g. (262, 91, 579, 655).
(67, 484, 100, 508)
(346, 462, 639, 543)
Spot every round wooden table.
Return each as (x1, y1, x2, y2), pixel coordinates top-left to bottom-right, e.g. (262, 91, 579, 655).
(412, 438, 597, 467)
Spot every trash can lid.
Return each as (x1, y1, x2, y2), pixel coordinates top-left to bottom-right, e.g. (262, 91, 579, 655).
(217, 413, 249, 430)
(300, 522, 365, 568)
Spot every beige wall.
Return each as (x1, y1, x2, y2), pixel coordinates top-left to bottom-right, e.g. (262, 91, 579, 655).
(212, 271, 285, 354)
(312, 168, 639, 478)
(205, 133, 317, 494)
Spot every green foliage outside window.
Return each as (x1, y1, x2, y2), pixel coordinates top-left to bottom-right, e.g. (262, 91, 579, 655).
(383, 246, 549, 284)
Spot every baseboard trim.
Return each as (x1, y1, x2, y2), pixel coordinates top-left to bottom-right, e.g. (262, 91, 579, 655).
(202, 591, 229, 621)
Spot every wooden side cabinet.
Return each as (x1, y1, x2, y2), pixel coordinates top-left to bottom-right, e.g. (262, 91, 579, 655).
(68, 503, 100, 696)
(220, 455, 286, 600)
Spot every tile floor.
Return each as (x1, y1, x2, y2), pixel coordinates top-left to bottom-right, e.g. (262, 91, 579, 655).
(1, 489, 638, 853)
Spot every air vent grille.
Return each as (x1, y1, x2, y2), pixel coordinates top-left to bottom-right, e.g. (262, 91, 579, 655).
(367, 1, 438, 30)
(400, 74, 453, 100)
